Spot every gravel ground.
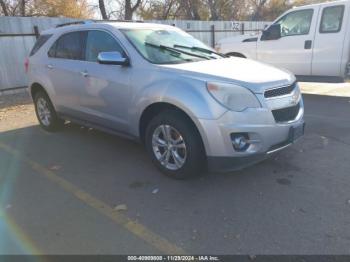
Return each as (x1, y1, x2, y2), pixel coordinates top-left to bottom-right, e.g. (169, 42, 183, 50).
(0, 91, 34, 127)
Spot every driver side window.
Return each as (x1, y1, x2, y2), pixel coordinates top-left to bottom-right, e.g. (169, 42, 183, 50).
(85, 30, 124, 62)
(276, 9, 314, 37)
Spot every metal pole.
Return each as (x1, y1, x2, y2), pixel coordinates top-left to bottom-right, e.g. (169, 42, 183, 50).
(241, 23, 245, 35)
(33, 26, 39, 39)
(211, 25, 215, 48)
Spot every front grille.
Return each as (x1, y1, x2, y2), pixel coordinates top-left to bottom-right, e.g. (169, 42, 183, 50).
(264, 83, 296, 98)
(272, 103, 300, 122)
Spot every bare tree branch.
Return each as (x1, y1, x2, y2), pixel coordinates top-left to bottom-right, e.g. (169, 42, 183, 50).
(124, 0, 142, 19)
(0, 0, 9, 16)
(99, 0, 108, 19)
(20, 0, 25, 16)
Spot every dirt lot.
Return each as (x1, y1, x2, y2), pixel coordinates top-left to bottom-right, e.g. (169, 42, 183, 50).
(0, 84, 350, 255)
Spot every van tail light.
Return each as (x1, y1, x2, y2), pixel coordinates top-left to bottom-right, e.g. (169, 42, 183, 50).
(24, 58, 29, 73)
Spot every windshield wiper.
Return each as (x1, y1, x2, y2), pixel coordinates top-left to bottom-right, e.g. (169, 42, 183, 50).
(173, 44, 227, 58)
(145, 42, 210, 60)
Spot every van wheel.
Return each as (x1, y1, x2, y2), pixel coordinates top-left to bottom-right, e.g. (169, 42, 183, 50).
(34, 91, 64, 132)
(145, 110, 205, 179)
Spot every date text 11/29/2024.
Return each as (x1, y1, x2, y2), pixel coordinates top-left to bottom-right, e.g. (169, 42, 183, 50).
(127, 256, 220, 261)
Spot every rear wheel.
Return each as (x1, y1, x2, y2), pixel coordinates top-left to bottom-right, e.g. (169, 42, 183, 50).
(145, 110, 206, 179)
(34, 91, 64, 131)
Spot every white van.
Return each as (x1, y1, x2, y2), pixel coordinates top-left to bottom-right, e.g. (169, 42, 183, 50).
(217, 0, 350, 82)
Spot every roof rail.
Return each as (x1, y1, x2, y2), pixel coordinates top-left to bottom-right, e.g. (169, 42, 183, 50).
(55, 19, 144, 28)
(55, 20, 94, 28)
(94, 19, 144, 23)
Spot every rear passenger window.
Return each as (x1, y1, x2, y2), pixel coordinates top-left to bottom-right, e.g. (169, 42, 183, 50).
(48, 41, 57, 57)
(48, 31, 85, 60)
(30, 34, 52, 56)
(85, 31, 124, 62)
(320, 5, 344, 33)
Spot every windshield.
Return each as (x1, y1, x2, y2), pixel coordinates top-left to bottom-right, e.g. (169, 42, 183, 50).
(121, 28, 223, 64)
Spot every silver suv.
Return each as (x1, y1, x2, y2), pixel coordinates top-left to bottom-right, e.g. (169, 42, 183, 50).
(27, 21, 305, 179)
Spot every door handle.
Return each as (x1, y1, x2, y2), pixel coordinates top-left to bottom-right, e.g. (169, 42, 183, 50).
(46, 64, 53, 69)
(304, 40, 312, 49)
(80, 70, 89, 77)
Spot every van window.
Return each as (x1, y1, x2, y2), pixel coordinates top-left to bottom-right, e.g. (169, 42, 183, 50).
(276, 9, 313, 37)
(48, 31, 85, 60)
(85, 31, 124, 62)
(30, 34, 52, 56)
(320, 5, 345, 33)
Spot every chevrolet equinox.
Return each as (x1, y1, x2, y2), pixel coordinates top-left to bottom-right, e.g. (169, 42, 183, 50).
(27, 21, 305, 179)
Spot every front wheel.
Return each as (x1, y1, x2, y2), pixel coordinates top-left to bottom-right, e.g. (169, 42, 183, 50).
(145, 110, 206, 179)
(34, 91, 64, 132)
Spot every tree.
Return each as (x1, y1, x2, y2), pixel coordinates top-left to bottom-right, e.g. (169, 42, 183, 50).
(20, 0, 25, 16)
(140, 0, 179, 20)
(260, 0, 291, 20)
(0, 0, 92, 17)
(124, 0, 142, 19)
(250, 0, 268, 21)
(32, 0, 92, 18)
(99, 0, 108, 19)
(205, 0, 243, 21)
(138, 0, 249, 21)
(0, 0, 332, 21)
(180, 0, 202, 20)
(0, 0, 9, 16)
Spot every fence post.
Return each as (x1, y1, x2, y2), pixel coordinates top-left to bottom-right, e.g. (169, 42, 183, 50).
(211, 24, 215, 48)
(240, 23, 245, 35)
(33, 26, 39, 39)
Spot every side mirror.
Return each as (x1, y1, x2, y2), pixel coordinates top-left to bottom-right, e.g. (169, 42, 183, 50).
(97, 51, 129, 66)
(261, 24, 281, 41)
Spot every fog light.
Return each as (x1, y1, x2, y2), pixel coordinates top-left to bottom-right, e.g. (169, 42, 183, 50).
(231, 133, 250, 151)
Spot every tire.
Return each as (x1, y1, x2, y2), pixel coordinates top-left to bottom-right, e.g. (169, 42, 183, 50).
(34, 90, 64, 132)
(145, 110, 206, 179)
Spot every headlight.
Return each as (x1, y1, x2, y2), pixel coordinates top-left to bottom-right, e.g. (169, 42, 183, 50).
(207, 82, 261, 111)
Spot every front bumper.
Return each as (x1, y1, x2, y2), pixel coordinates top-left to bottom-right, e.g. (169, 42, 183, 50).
(207, 122, 304, 172)
(197, 98, 304, 172)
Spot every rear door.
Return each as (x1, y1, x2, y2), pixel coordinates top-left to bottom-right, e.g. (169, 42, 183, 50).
(47, 31, 87, 117)
(312, 3, 347, 77)
(257, 7, 318, 75)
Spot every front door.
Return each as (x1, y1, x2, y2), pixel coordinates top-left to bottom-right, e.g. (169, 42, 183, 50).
(257, 7, 318, 76)
(79, 30, 132, 133)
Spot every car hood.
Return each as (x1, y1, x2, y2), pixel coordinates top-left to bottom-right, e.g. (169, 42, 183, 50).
(218, 33, 259, 44)
(160, 57, 295, 93)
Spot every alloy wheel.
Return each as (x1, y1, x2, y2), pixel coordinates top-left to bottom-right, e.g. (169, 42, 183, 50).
(152, 124, 187, 170)
(36, 97, 52, 127)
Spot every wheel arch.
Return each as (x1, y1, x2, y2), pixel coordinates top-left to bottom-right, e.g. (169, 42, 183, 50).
(226, 52, 247, 58)
(138, 102, 208, 155)
(30, 82, 59, 112)
(30, 82, 48, 99)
